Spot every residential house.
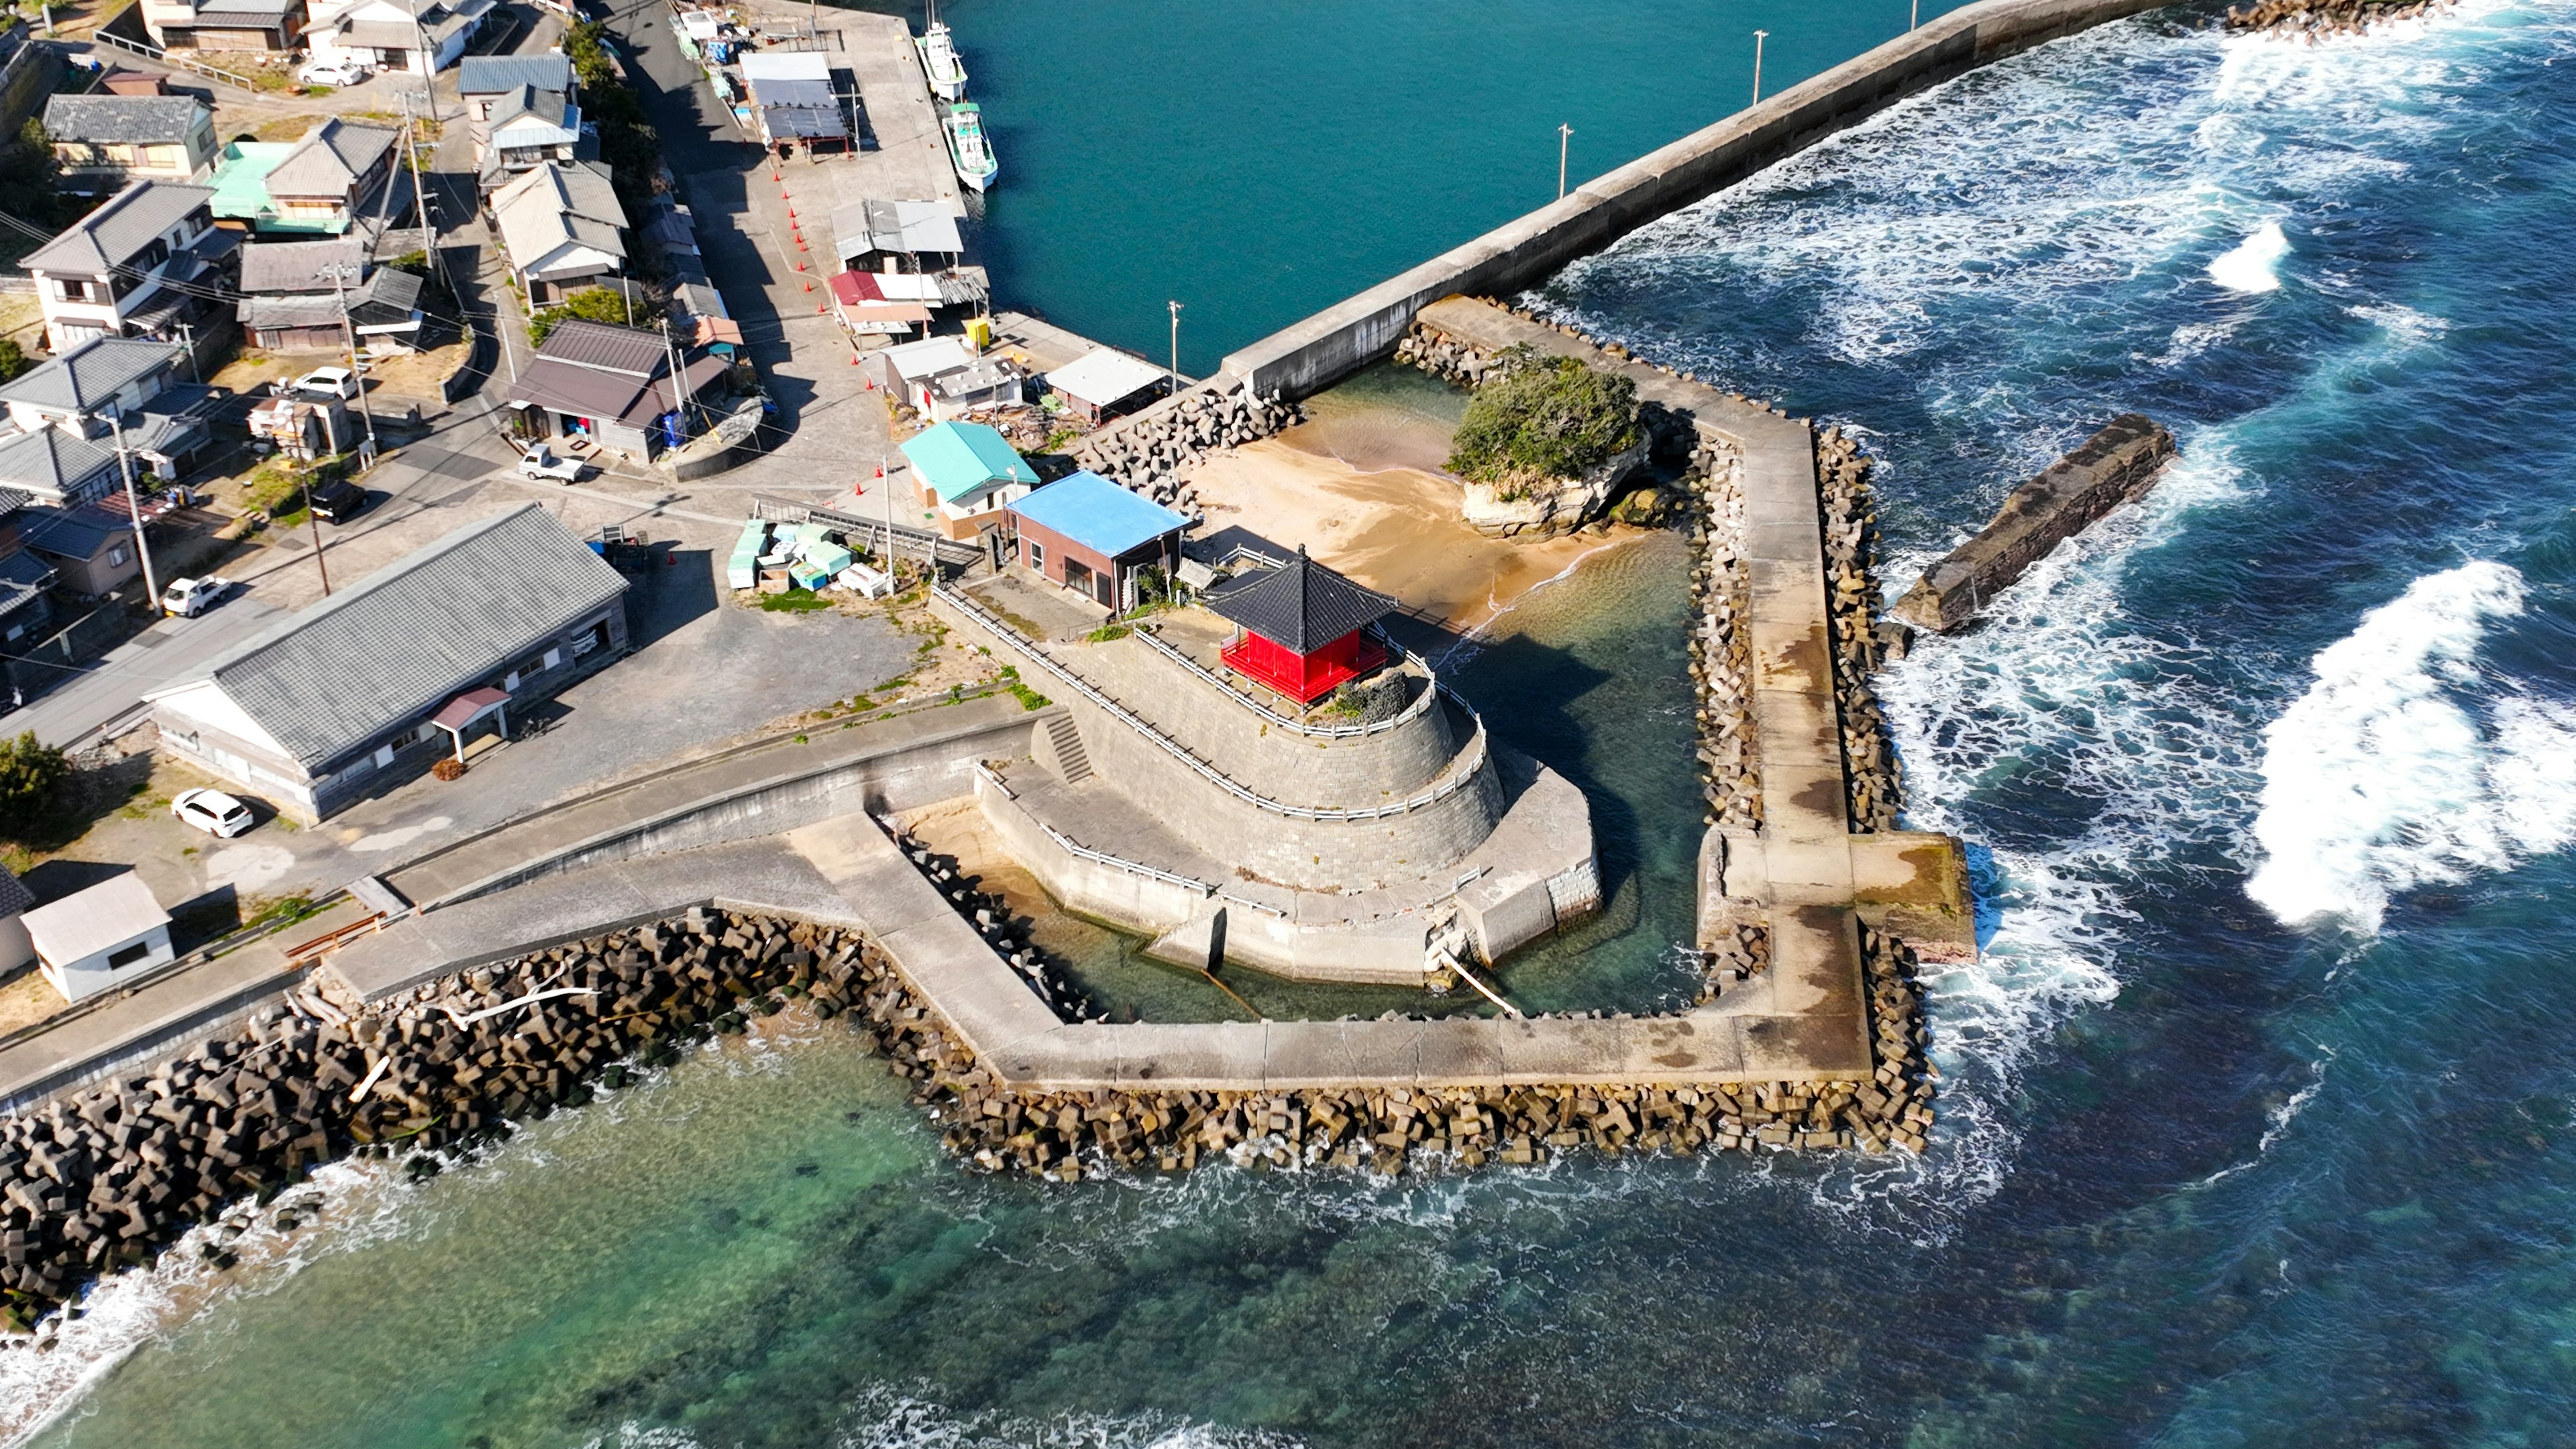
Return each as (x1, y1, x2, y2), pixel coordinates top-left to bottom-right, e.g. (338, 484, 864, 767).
(739, 52, 847, 151)
(0, 336, 189, 437)
(0, 863, 33, 974)
(456, 54, 574, 119)
(0, 428, 123, 508)
(23, 180, 232, 353)
(1005, 470, 1187, 612)
(828, 199, 961, 275)
(209, 117, 399, 235)
(875, 333, 1021, 421)
(146, 504, 633, 822)
(307, 0, 496, 75)
(19, 504, 142, 597)
(22, 873, 173, 1004)
(235, 236, 423, 351)
(502, 319, 727, 458)
(0, 551, 57, 698)
(138, 0, 309, 50)
(827, 269, 932, 338)
(474, 85, 588, 197)
(42, 95, 218, 195)
(492, 161, 625, 304)
(96, 68, 172, 97)
(1045, 347, 1171, 424)
(899, 420, 1038, 542)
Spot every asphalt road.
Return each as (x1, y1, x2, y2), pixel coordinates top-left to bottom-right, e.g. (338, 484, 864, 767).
(10, 596, 284, 749)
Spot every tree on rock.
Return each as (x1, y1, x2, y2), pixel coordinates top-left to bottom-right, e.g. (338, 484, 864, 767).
(1446, 344, 1643, 498)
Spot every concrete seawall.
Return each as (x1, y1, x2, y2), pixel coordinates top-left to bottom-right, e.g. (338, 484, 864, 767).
(1218, 0, 2177, 400)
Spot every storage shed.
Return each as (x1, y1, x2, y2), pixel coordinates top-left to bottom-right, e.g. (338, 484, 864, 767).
(23, 873, 173, 1004)
(1044, 347, 1167, 423)
(1006, 470, 1187, 612)
(900, 420, 1038, 540)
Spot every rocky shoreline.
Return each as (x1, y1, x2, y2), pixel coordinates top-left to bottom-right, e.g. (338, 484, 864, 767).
(1816, 427, 1908, 833)
(2224, 0, 2451, 36)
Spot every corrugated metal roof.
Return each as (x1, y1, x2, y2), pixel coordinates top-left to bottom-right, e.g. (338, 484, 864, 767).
(0, 336, 184, 415)
(23, 180, 212, 274)
(1046, 348, 1167, 409)
(237, 235, 366, 294)
(741, 51, 830, 80)
(1204, 547, 1395, 653)
(536, 319, 665, 376)
(1007, 471, 1187, 559)
(42, 95, 207, 146)
(148, 504, 630, 769)
(828, 199, 961, 260)
(22, 873, 166, 965)
(458, 54, 574, 93)
(899, 421, 1036, 502)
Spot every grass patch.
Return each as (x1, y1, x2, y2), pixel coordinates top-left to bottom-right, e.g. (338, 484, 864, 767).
(998, 665, 1049, 710)
(243, 895, 320, 932)
(1085, 623, 1132, 643)
(758, 589, 835, 613)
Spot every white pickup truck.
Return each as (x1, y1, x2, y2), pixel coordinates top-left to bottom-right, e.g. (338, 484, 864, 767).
(517, 443, 583, 482)
(160, 576, 232, 618)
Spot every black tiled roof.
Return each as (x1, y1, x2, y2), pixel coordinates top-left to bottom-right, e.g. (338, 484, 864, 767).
(1205, 547, 1394, 653)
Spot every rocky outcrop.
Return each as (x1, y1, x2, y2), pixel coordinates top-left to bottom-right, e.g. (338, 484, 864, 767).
(1459, 437, 1648, 539)
(1817, 427, 1907, 832)
(1069, 384, 1301, 513)
(2224, 0, 2451, 36)
(1890, 413, 2174, 635)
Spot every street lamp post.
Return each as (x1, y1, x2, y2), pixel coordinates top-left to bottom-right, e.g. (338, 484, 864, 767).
(1557, 123, 1572, 201)
(1911, 0, 1921, 30)
(1167, 300, 1183, 398)
(1752, 30, 1770, 105)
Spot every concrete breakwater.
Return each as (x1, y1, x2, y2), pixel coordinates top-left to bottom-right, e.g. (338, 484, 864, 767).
(1067, 384, 1300, 509)
(1890, 413, 2175, 634)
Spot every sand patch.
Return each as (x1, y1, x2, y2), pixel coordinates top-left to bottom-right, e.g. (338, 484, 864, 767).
(1188, 439, 1645, 633)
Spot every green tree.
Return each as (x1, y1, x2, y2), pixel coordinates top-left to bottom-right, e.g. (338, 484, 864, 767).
(0, 731, 68, 840)
(1445, 344, 1644, 492)
(0, 337, 28, 384)
(528, 286, 633, 346)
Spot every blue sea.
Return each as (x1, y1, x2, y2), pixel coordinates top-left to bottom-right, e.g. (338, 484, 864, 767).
(15, 3, 2576, 1444)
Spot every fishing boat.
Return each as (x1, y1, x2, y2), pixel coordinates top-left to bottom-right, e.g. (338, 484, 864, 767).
(945, 101, 998, 191)
(915, 9, 967, 101)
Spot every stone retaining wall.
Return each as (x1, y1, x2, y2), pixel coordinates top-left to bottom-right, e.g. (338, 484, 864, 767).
(1817, 428, 1907, 833)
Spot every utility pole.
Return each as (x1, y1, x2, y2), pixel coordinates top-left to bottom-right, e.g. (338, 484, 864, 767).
(108, 415, 162, 616)
(399, 92, 443, 293)
(1167, 300, 1183, 399)
(1752, 30, 1769, 104)
(328, 265, 378, 459)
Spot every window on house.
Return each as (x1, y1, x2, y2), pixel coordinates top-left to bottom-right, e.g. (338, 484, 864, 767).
(107, 941, 154, 970)
(1026, 541, 1044, 571)
(109, 545, 129, 568)
(374, 743, 396, 768)
(541, 647, 561, 671)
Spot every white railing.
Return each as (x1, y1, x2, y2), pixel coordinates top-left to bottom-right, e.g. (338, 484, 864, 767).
(1036, 820, 1214, 896)
(1132, 623, 1440, 739)
(935, 583, 1491, 824)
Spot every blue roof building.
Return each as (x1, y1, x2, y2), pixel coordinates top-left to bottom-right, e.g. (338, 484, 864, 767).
(899, 421, 1040, 537)
(1005, 471, 1189, 612)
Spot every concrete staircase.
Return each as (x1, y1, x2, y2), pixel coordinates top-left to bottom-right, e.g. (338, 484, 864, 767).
(1037, 711, 1092, 784)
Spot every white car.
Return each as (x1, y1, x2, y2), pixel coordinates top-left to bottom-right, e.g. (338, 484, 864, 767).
(171, 788, 256, 839)
(517, 443, 582, 482)
(292, 366, 360, 400)
(297, 58, 370, 87)
(160, 576, 232, 618)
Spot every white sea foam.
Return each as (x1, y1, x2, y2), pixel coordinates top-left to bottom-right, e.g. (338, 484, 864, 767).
(2207, 221, 2292, 293)
(579, 1388, 1299, 1449)
(2246, 561, 2576, 932)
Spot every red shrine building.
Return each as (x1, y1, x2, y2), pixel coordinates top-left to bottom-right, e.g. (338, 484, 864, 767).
(1207, 547, 1397, 704)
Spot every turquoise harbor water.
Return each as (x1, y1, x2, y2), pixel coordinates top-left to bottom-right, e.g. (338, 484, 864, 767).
(21, 2, 2576, 1444)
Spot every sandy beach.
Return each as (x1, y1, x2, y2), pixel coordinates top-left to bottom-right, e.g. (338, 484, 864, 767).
(1185, 370, 1654, 634)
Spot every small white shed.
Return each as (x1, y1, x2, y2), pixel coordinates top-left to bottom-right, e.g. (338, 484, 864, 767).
(23, 874, 174, 1004)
